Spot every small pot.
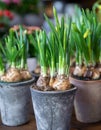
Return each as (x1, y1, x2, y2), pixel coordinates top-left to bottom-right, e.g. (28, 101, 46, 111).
(0, 77, 35, 126)
(23, 14, 44, 27)
(27, 57, 37, 72)
(30, 86, 77, 130)
(10, 13, 23, 26)
(69, 77, 101, 123)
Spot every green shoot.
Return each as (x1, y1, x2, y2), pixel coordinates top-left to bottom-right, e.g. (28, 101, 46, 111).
(35, 30, 48, 76)
(71, 8, 101, 66)
(0, 26, 28, 69)
(44, 7, 72, 76)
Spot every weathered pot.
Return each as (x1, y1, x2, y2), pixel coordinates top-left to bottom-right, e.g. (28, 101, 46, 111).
(27, 57, 37, 72)
(69, 77, 101, 123)
(0, 77, 35, 126)
(30, 86, 77, 130)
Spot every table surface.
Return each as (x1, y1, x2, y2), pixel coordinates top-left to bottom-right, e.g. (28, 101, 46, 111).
(0, 113, 101, 130)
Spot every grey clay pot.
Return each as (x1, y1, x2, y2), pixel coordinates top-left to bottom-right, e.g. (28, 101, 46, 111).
(30, 86, 77, 130)
(0, 77, 35, 126)
(69, 77, 101, 123)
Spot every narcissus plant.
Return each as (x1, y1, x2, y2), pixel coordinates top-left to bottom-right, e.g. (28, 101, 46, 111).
(0, 26, 32, 82)
(70, 8, 101, 80)
(31, 8, 72, 91)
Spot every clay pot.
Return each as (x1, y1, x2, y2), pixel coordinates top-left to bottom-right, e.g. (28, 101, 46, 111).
(30, 85, 77, 130)
(69, 77, 101, 123)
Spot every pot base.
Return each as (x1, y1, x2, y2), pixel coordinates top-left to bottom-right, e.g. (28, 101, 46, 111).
(2, 118, 29, 127)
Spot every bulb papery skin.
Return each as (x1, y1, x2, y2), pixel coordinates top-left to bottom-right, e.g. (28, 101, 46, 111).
(92, 72, 100, 79)
(0, 70, 5, 77)
(92, 69, 100, 80)
(36, 75, 50, 89)
(34, 65, 41, 74)
(99, 68, 101, 73)
(53, 74, 71, 91)
(1, 68, 22, 82)
(73, 65, 86, 77)
(73, 64, 101, 80)
(0, 68, 32, 82)
(98, 63, 101, 73)
(49, 77, 55, 88)
(20, 69, 32, 80)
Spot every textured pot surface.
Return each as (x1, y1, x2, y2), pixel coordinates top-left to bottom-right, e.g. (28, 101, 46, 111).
(69, 77, 101, 123)
(0, 77, 35, 126)
(30, 86, 77, 130)
(27, 58, 37, 72)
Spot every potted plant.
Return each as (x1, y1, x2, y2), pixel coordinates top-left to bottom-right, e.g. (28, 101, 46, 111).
(0, 26, 35, 126)
(30, 8, 77, 130)
(69, 8, 101, 123)
(28, 30, 42, 81)
(26, 26, 41, 73)
(10, 25, 41, 76)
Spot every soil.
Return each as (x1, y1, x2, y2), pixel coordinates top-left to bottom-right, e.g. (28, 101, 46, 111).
(32, 83, 74, 92)
(32, 83, 55, 91)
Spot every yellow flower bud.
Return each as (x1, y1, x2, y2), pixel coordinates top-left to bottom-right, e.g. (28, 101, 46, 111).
(98, 5, 101, 10)
(83, 30, 90, 38)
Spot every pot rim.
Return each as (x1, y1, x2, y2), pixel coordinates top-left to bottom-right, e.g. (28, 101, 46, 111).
(69, 76, 101, 84)
(30, 85, 77, 94)
(0, 77, 35, 86)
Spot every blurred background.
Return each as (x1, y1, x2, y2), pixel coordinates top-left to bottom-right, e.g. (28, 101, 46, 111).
(0, 0, 99, 36)
(0, 0, 100, 72)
